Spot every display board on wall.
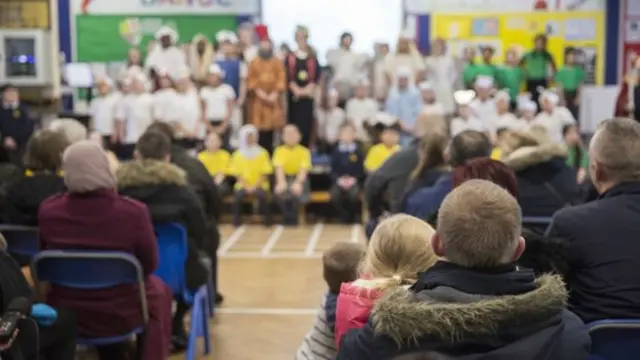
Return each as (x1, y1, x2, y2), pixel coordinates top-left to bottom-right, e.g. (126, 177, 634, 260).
(432, 12, 604, 84)
(405, 0, 606, 85)
(71, 0, 260, 63)
(622, 0, 640, 76)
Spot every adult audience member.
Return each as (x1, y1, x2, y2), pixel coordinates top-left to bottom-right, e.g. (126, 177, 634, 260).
(116, 131, 209, 350)
(39, 141, 172, 360)
(548, 117, 640, 322)
(49, 118, 88, 144)
(338, 180, 590, 359)
(501, 126, 577, 217)
(146, 122, 223, 303)
(0, 85, 36, 165)
(3, 131, 68, 227)
(0, 248, 77, 359)
(365, 128, 490, 215)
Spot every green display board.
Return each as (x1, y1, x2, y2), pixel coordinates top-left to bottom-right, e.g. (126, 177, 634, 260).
(75, 15, 238, 62)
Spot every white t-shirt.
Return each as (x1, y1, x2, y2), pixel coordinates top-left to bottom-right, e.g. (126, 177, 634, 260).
(421, 102, 445, 117)
(145, 47, 187, 73)
(171, 89, 203, 137)
(493, 113, 521, 131)
(326, 49, 369, 99)
(152, 88, 178, 123)
(532, 107, 576, 143)
(115, 93, 154, 144)
(469, 98, 497, 131)
(450, 116, 485, 137)
(345, 97, 379, 141)
(316, 107, 346, 144)
(89, 92, 121, 135)
(200, 84, 236, 121)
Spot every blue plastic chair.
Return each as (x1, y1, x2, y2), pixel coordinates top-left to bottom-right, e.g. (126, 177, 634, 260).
(32, 250, 148, 356)
(522, 216, 554, 233)
(0, 224, 39, 258)
(153, 223, 212, 358)
(587, 319, 640, 360)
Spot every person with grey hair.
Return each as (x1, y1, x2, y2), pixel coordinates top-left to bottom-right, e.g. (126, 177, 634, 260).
(339, 180, 590, 360)
(49, 118, 87, 144)
(548, 117, 640, 322)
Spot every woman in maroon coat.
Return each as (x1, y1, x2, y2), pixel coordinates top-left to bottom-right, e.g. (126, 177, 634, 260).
(38, 140, 172, 360)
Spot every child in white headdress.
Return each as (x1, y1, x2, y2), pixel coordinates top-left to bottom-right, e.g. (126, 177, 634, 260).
(517, 95, 538, 131)
(114, 71, 154, 159)
(450, 90, 485, 137)
(316, 88, 346, 153)
(145, 26, 187, 76)
(89, 75, 120, 144)
(345, 78, 378, 142)
(493, 90, 519, 131)
(200, 64, 235, 149)
(469, 75, 497, 127)
(229, 124, 273, 226)
(418, 81, 445, 116)
(532, 88, 576, 143)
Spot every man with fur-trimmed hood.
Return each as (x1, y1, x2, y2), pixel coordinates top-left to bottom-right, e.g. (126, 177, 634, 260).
(338, 180, 590, 360)
(116, 130, 208, 351)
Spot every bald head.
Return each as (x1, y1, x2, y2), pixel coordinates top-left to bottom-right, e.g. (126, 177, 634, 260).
(436, 179, 523, 268)
(590, 118, 640, 190)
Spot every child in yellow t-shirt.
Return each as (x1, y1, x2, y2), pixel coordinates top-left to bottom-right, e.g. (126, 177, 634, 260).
(198, 132, 231, 194)
(229, 125, 273, 226)
(364, 125, 400, 172)
(273, 124, 312, 225)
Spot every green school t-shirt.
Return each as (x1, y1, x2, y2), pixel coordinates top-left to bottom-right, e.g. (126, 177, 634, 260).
(499, 65, 524, 100)
(462, 64, 478, 88)
(566, 146, 589, 170)
(554, 66, 585, 91)
(522, 51, 554, 80)
(474, 63, 499, 80)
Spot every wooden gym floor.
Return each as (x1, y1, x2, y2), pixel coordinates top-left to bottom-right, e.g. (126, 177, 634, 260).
(170, 223, 367, 360)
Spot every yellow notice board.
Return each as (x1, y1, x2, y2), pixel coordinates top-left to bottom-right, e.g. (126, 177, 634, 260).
(432, 12, 605, 84)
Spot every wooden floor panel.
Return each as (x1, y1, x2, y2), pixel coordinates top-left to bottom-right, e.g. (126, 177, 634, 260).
(169, 224, 361, 359)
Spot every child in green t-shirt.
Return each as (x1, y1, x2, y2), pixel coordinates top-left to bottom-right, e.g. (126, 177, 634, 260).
(555, 48, 585, 121)
(498, 47, 524, 111)
(563, 124, 588, 184)
(462, 46, 478, 89)
(475, 46, 499, 81)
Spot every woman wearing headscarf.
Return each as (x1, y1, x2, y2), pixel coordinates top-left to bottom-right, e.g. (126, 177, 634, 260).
(247, 36, 286, 153)
(3, 130, 68, 229)
(229, 125, 273, 226)
(286, 25, 321, 147)
(38, 141, 172, 360)
(188, 33, 214, 84)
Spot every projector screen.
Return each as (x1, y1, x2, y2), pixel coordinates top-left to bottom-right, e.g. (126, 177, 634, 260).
(263, 0, 403, 65)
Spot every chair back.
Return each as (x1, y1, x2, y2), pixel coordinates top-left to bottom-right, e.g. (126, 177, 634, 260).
(0, 225, 39, 257)
(587, 319, 640, 360)
(153, 223, 188, 296)
(32, 250, 148, 323)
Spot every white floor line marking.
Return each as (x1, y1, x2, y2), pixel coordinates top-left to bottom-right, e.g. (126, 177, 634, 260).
(261, 225, 285, 256)
(217, 225, 247, 256)
(350, 224, 361, 243)
(217, 308, 317, 315)
(222, 252, 322, 259)
(304, 222, 324, 256)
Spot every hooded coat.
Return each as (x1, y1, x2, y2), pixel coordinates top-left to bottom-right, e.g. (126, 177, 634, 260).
(189, 34, 214, 83)
(116, 160, 208, 290)
(502, 132, 577, 217)
(337, 262, 590, 360)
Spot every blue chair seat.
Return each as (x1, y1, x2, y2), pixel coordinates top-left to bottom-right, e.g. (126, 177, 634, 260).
(587, 319, 640, 360)
(0, 224, 39, 258)
(77, 326, 144, 346)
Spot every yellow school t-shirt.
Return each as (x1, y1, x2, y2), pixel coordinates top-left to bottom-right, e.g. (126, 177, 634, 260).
(198, 150, 231, 176)
(490, 147, 502, 160)
(364, 144, 400, 172)
(230, 148, 273, 190)
(272, 145, 312, 176)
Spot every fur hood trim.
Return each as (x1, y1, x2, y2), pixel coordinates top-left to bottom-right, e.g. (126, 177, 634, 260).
(371, 274, 567, 346)
(502, 143, 568, 171)
(116, 160, 187, 188)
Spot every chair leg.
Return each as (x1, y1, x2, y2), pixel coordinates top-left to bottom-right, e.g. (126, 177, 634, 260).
(202, 294, 211, 355)
(136, 332, 145, 360)
(207, 272, 215, 318)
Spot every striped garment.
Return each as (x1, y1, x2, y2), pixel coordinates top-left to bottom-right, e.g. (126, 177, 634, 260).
(295, 295, 338, 360)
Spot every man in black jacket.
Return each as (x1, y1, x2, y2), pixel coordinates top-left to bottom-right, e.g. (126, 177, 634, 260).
(339, 180, 590, 360)
(548, 117, 640, 322)
(146, 122, 223, 303)
(117, 130, 209, 351)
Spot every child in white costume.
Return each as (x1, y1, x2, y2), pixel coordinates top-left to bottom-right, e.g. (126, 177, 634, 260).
(316, 89, 346, 152)
(114, 72, 154, 159)
(89, 76, 121, 141)
(469, 76, 497, 131)
(450, 90, 485, 137)
(418, 81, 445, 116)
(493, 90, 520, 131)
(532, 89, 576, 143)
(345, 78, 378, 142)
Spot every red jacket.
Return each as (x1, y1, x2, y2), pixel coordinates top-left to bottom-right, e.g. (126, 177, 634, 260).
(335, 281, 382, 347)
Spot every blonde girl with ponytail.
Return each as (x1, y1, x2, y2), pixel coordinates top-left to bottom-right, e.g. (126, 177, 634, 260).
(334, 214, 438, 346)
